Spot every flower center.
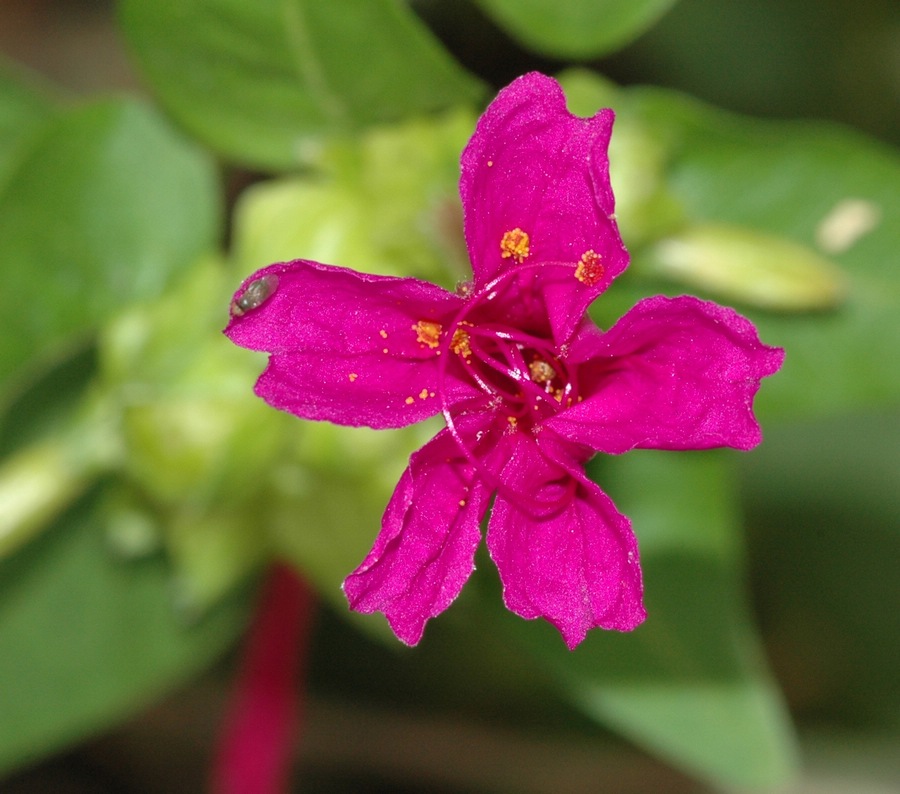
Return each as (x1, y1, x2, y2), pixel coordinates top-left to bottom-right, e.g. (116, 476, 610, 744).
(432, 260, 593, 516)
(438, 263, 583, 436)
(454, 325, 576, 426)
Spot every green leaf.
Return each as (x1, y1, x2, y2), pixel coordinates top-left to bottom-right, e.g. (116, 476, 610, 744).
(473, 0, 678, 58)
(0, 59, 57, 188)
(0, 494, 250, 775)
(232, 108, 475, 283)
(0, 98, 220, 413)
(0, 392, 120, 559)
(561, 71, 900, 420)
(633, 89, 900, 419)
(740, 412, 900, 728)
(99, 257, 282, 613)
(118, 0, 485, 170)
(498, 452, 798, 790)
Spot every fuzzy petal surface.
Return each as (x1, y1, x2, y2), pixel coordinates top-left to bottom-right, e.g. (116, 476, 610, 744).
(459, 72, 629, 321)
(487, 438, 645, 649)
(547, 296, 785, 453)
(225, 260, 470, 429)
(342, 430, 489, 645)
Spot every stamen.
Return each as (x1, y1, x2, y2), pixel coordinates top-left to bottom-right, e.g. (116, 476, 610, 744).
(575, 250, 604, 286)
(412, 320, 441, 349)
(451, 324, 472, 358)
(500, 228, 530, 263)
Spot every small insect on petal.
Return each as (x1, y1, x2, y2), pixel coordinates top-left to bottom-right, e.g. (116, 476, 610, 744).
(231, 274, 278, 317)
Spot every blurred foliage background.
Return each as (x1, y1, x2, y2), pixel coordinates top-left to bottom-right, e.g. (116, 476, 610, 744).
(0, 0, 898, 791)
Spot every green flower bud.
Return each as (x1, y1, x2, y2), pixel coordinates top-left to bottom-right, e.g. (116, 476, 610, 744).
(646, 223, 848, 311)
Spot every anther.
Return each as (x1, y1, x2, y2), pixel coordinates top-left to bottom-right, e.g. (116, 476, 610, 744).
(413, 320, 442, 349)
(575, 250, 604, 286)
(500, 228, 530, 263)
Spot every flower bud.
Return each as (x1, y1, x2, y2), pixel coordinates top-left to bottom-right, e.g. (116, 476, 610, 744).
(646, 223, 848, 311)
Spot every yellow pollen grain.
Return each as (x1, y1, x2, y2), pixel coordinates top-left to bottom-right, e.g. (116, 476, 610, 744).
(413, 320, 441, 349)
(379, 329, 388, 338)
(500, 228, 530, 263)
(382, 348, 389, 354)
(459, 499, 467, 507)
(487, 160, 494, 167)
(575, 250, 604, 286)
(507, 416, 518, 428)
(348, 372, 358, 382)
(405, 396, 415, 405)
(419, 388, 429, 400)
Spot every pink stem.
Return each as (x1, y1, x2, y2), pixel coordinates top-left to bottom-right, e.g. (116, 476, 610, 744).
(210, 563, 315, 794)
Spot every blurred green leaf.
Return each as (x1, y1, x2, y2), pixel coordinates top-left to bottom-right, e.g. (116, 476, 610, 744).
(496, 452, 798, 790)
(0, 391, 120, 559)
(0, 98, 220, 414)
(562, 71, 900, 420)
(0, 60, 57, 188)
(99, 258, 282, 613)
(0, 494, 250, 775)
(233, 108, 474, 283)
(472, 0, 678, 58)
(118, 0, 484, 170)
(633, 88, 900, 420)
(741, 411, 900, 728)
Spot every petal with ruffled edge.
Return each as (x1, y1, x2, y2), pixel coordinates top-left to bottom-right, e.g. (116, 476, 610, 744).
(487, 437, 645, 649)
(225, 260, 472, 429)
(342, 429, 490, 646)
(459, 72, 629, 337)
(546, 296, 785, 453)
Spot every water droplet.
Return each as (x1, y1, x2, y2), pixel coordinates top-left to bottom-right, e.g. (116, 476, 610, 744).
(231, 274, 278, 316)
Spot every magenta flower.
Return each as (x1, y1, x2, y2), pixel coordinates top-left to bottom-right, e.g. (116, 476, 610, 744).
(225, 73, 783, 649)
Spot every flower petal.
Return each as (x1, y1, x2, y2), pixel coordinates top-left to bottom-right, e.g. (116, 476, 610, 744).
(487, 438, 645, 649)
(342, 430, 489, 645)
(547, 296, 785, 453)
(225, 260, 470, 429)
(460, 73, 629, 304)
